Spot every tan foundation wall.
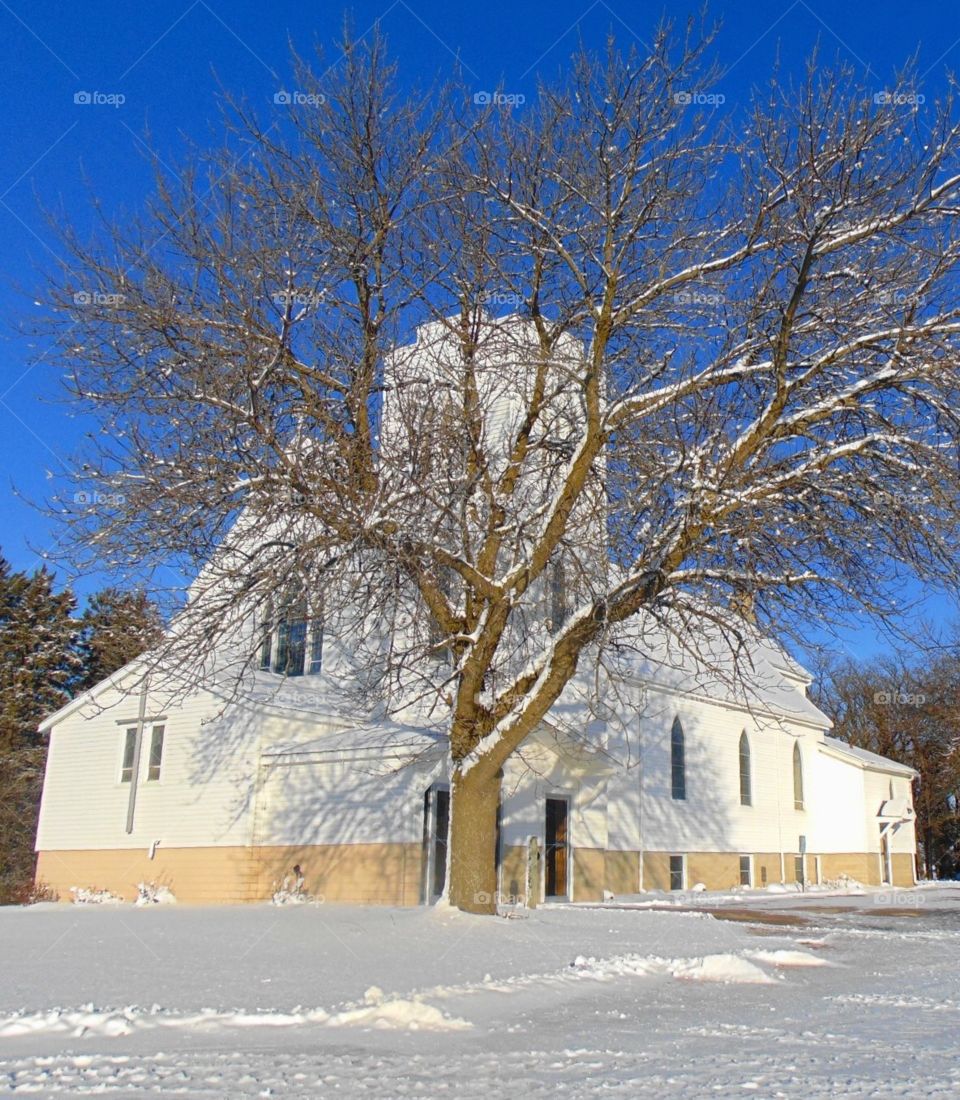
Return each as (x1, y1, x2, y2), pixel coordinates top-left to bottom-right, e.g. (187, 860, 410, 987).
(604, 850, 640, 896)
(820, 853, 880, 886)
(644, 851, 758, 892)
(643, 852, 672, 891)
(38, 842, 424, 906)
(891, 852, 916, 887)
(500, 844, 528, 905)
(641, 850, 897, 892)
(573, 848, 606, 902)
(498, 846, 640, 904)
(35, 847, 258, 904)
(686, 852, 741, 891)
(38, 843, 915, 904)
(753, 853, 783, 887)
(255, 843, 423, 906)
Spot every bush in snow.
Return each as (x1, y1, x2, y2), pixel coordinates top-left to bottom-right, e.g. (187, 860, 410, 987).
(271, 869, 323, 906)
(820, 873, 863, 892)
(70, 886, 124, 905)
(135, 882, 177, 906)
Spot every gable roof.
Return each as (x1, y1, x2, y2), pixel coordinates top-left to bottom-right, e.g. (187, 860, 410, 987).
(37, 657, 147, 733)
(261, 721, 446, 764)
(820, 736, 916, 777)
(612, 610, 830, 728)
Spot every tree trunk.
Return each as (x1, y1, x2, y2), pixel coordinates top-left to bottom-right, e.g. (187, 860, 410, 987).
(447, 765, 500, 914)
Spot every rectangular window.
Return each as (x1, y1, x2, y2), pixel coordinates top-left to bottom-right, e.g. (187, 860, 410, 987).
(259, 622, 272, 671)
(671, 720, 686, 801)
(147, 725, 165, 781)
(671, 762, 686, 800)
(669, 855, 685, 891)
(308, 621, 323, 675)
(276, 618, 307, 677)
(739, 855, 752, 887)
(120, 727, 137, 783)
(794, 855, 805, 884)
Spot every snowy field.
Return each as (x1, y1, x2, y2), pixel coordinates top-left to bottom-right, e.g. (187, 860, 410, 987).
(0, 883, 958, 1097)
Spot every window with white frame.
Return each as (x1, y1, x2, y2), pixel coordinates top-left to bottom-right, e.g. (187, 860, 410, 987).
(669, 854, 685, 891)
(258, 594, 323, 677)
(147, 725, 165, 781)
(670, 717, 686, 800)
(739, 854, 752, 886)
(739, 731, 752, 806)
(120, 727, 137, 783)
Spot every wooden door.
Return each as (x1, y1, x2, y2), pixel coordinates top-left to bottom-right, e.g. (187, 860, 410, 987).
(432, 787, 450, 899)
(545, 797, 569, 898)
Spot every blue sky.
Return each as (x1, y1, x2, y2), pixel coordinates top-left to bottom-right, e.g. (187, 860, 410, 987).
(0, 0, 957, 658)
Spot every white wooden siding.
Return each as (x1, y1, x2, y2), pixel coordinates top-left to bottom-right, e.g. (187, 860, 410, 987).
(634, 686, 824, 855)
(36, 679, 260, 851)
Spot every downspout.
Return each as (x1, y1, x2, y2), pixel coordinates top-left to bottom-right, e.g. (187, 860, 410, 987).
(637, 683, 647, 892)
(775, 727, 785, 883)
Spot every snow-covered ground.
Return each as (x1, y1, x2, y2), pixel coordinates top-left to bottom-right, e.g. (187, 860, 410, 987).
(1, 883, 958, 1097)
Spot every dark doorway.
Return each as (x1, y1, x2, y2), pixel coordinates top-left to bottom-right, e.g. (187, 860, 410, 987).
(432, 786, 450, 898)
(422, 785, 450, 902)
(544, 797, 569, 899)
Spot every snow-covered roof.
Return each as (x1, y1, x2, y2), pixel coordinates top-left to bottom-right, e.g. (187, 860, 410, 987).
(261, 721, 446, 763)
(612, 611, 830, 728)
(820, 736, 916, 777)
(878, 798, 913, 820)
(37, 657, 147, 732)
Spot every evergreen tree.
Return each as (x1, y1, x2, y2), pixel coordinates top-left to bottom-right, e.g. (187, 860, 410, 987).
(0, 553, 80, 901)
(76, 587, 163, 694)
(0, 558, 80, 753)
(822, 652, 960, 879)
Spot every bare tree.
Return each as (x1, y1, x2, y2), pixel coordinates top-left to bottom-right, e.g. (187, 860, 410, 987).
(821, 648, 960, 878)
(37, 23, 960, 911)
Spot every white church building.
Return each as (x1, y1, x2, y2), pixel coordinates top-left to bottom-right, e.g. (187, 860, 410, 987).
(34, 319, 919, 905)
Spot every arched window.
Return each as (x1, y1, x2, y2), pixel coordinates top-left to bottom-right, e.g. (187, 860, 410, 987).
(739, 732, 752, 806)
(671, 717, 686, 800)
(793, 742, 804, 810)
(257, 588, 322, 678)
